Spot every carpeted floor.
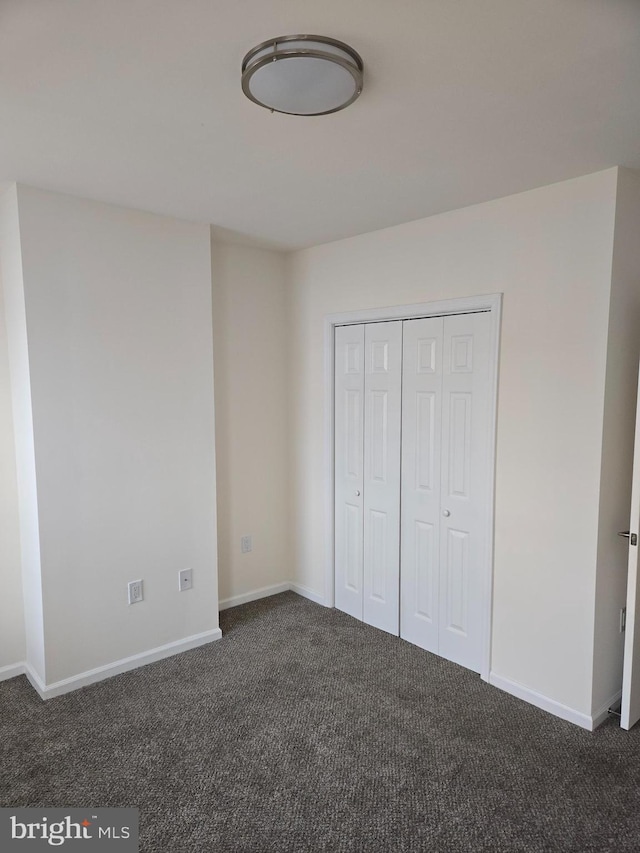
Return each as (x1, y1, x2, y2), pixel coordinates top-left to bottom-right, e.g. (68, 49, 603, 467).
(2, 591, 640, 852)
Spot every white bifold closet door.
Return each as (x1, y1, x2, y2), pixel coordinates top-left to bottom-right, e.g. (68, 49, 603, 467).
(334, 324, 365, 621)
(400, 312, 491, 673)
(334, 321, 402, 634)
(362, 321, 402, 634)
(335, 312, 490, 673)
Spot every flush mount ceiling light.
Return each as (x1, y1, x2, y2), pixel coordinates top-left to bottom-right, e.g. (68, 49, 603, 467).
(241, 35, 363, 116)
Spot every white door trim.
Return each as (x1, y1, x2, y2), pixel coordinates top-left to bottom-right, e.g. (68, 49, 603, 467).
(323, 293, 502, 682)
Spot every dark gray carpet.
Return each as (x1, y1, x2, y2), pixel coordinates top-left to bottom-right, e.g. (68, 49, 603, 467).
(2, 591, 640, 852)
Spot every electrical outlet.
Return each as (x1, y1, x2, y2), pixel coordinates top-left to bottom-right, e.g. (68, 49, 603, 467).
(179, 568, 193, 591)
(620, 607, 627, 633)
(241, 535, 252, 553)
(128, 580, 143, 605)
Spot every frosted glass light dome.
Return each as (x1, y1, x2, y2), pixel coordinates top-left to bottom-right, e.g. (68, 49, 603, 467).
(242, 35, 363, 116)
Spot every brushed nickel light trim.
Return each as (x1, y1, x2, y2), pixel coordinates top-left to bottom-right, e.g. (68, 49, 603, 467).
(241, 34, 363, 116)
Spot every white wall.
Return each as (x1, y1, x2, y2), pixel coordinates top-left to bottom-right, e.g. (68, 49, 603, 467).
(6, 185, 218, 686)
(287, 170, 619, 718)
(0, 187, 27, 671)
(211, 241, 290, 604)
(592, 168, 640, 714)
(1, 170, 630, 721)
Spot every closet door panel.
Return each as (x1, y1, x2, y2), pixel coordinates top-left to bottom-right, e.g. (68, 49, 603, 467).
(439, 312, 491, 672)
(334, 324, 365, 620)
(400, 317, 444, 651)
(363, 321, 402, 635)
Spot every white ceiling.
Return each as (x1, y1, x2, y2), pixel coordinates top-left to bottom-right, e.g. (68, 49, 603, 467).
(1, 0, 639, 250)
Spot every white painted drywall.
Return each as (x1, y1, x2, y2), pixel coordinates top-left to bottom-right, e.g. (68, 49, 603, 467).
(211, 241, 290, 604)
(287, 170, 619, 716)
(0, 186, 28, 671)
(592, 168, 640, 715)
(10, 185, 218, 685)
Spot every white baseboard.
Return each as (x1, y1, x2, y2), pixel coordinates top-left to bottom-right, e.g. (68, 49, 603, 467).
(289, 582, 325, 606)
(219, 581, 326, 610)
(219, 582, 291, 610)
(489, 671, 593, 730)
(592, 690, 622, 730)
(0, 662, 26, 682)
(24, 628, 223, 700)
(10, 583, 324, 701)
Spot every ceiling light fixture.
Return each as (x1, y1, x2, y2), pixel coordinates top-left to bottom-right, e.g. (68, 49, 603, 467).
(241, 35, 363, 116)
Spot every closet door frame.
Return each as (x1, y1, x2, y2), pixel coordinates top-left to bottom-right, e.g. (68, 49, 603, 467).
(324, 293, 502, 682)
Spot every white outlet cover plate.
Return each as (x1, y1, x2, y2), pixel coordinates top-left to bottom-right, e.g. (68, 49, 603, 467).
(128, 580, 143, 605)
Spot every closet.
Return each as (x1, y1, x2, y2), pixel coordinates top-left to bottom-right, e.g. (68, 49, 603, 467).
(334, 311, 491, 673)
